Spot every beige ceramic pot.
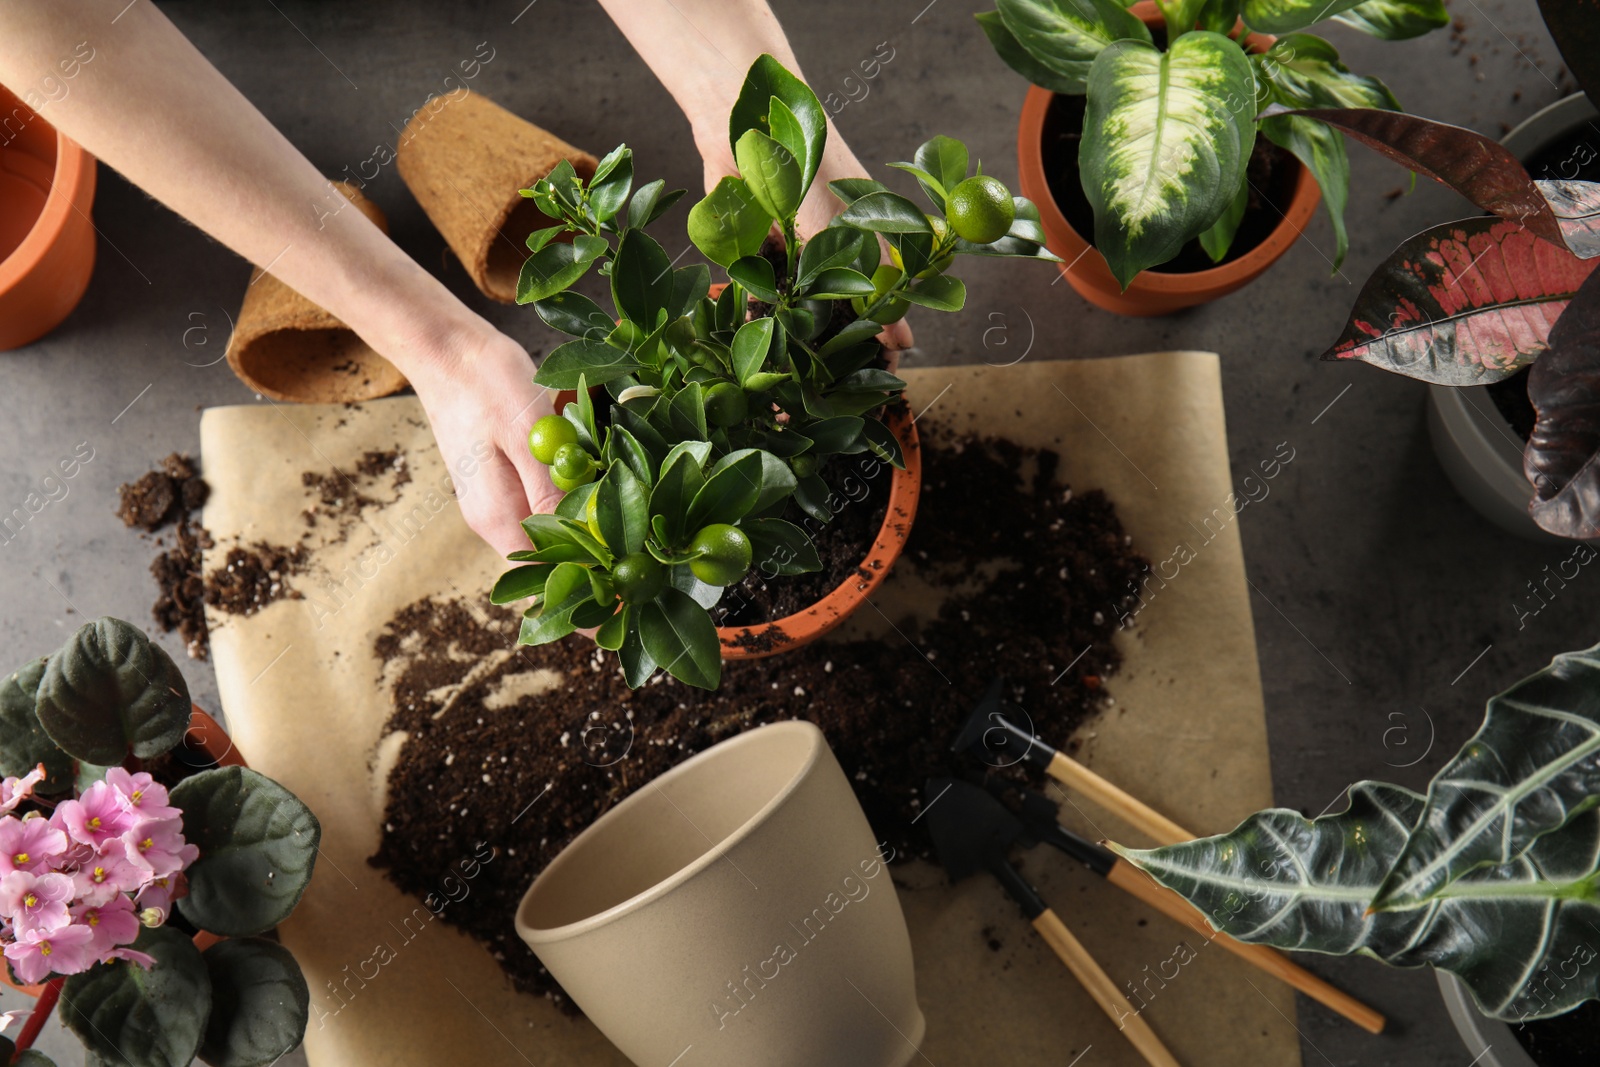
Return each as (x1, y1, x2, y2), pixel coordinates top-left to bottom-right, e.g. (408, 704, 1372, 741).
(516, 720, 925, 1067)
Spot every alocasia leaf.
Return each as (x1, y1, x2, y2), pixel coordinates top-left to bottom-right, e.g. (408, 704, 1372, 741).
(1080, 33, 1256, 287)
(1241, 0, 1365, 33)
(1320, 216, 1598, 384)
(995, 0, 1151, 94)
(1332, 0, 1449, 39)
(1527, 266, 1600, 538)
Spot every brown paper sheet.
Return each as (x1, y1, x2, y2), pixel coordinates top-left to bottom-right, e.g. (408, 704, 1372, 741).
(199, 353, 1302, 1067)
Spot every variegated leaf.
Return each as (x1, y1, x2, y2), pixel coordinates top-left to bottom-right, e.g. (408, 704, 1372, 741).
(1537, 180, 1600, 261)
(1260, 108, 1351, 268)
(995, 0, 1152, 94)
(1241, 0, 1365, 33)
(1116, 784, 1600, 1021)
(1528, 267, 1600, 538)
(1080, 32, 1256, 287)
(1320, 216, 1597, 385)
(1256, 34, 1400, 111)
(1332, 0, 1449, 39)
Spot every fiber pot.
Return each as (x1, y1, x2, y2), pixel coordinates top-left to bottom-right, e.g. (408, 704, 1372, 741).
(225, 181, 408, 403)
(1015, 3, 1321, 316)
(0, 83, 97, 351)
(1426, 93, 1598, 541)
(552, 385, 923, 660)
(397, 90, 597, 303)
(516, 720, 925, 1067)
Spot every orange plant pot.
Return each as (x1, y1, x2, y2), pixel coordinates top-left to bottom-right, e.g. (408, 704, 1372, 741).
(0, 706, 242, 999)
(1016, 4, 1321, 316)
(0, 84, 97, 351)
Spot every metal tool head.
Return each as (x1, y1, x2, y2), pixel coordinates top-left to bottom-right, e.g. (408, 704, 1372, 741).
(923, 777, 1026, 883)
(981, 776, 1116, 875)
(950, 678, 1057, 771)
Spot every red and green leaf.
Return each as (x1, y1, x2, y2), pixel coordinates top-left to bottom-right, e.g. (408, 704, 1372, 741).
(1536, 179, 1600, 261)
(1527, 266, 1600, 538)
(1322, 216, 1599, 384)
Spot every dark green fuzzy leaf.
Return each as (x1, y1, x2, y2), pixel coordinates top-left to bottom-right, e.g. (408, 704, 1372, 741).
(638, 588, 721, 690)
(62, 925, 211, 1067)
(199, 938, 309, 1067)
(173, 767, 321, 937)
(0, 657, 71, 793)
(37, 618, 191, 765)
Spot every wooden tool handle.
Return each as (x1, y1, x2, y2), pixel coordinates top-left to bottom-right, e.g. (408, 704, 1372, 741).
(1106, 860, 1387, 1035)
(1047, 751, 1195, 846)
(1032, 908, 1183, 1067)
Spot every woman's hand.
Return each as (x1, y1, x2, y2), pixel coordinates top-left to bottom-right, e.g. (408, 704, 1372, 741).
(405, 327, 563, 557)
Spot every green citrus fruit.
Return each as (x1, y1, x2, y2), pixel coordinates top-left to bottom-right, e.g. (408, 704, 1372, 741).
(613, 553, 668, 603)
(585, 491, 604, 542)
(791, 454, 818, 478)
(947, 175, 1015, 244)
(529, 415, 578, 465)
(705, 383, 748, 428)
(551, 470, 588, 492)
(552, 443, 596, 486)
(689, 524, 753, 586)
(888, 218, 954, 278)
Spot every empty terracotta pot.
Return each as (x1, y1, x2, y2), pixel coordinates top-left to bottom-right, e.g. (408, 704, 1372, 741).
(397, 90, 596, 303)
(225, 181, 408, 403)
(517, 720, 925, 1067)
(0, 84, 97, 351)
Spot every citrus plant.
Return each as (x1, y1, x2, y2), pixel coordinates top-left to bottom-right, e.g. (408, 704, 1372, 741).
(0, 618, 319, 1067)
(1118, 640, 1600, 1023)
(976, 0, 1448, 285)
(493, 54, 1058, 690)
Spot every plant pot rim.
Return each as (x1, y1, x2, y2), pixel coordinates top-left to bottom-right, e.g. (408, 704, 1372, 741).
(717, 403, 921, 658)
(1437, 971, 1539, 1067)
(1018, 83, 1321, 296)
(0, 86, 94, 296)
(516, 719, 823, 944)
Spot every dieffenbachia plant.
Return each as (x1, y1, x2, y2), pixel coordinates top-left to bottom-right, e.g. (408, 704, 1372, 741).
(497, 55, 1057, 690)
(0, 618, 320, 1067)
(1115, 641, 1600, 1022)
(976, 0, 1448, 284)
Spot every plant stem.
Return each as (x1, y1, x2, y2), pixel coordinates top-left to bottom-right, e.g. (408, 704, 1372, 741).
(12, 977, 64, 1056)
(781, 217, 799, 305)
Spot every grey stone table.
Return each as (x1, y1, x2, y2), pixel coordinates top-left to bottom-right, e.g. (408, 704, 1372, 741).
(0, 1, 1577, 1064)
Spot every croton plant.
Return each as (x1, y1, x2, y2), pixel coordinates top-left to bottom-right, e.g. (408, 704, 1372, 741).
(1120, 639, 1600, 1022)
(1292, 2, 1600, 538)
(0, 618, 319, 1067)
(977, 0, 1449, 283)
(492, 55, 1058, 690)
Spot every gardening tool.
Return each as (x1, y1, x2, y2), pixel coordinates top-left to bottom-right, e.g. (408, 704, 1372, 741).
(993, 778, 1388, 1035)
(952, 678, 1195, 845)
(924, 777, 1183, 1067)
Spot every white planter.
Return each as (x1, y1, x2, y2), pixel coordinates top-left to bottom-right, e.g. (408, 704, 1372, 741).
(1437, 971, 1538, 1067)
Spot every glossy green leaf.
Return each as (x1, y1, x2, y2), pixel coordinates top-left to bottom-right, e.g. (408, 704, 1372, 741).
(742, 518, 822, 576)
(668, 382, 709, 441)
(860, 415, 906, 468)
(797, 227, 865, 287)
(688, 177, 771, 268)
(1260, 108, 1351, 268)
(995, 0, 1151, 92)
(595, 605, 629, 651)
(534, 291, 614, 340)
(728, 255, 781, 303)
(611, 230, 674, 327)
(173, 766, 321, 937)
(1155, 0, 1208, 39)
(617, 609, 657, 688)
(794, 472, 833, 522)
(904, 275, 967, 311)
(627, 178, 686, 231)
(735, 129, 805, 222)
(533, 338, 641, 389)
(915, 135, 970, 200)
(62, 925, 210, 1067)
(0, 657, 70, 793)
(606, 424, 657, 487)
(1081, 34, 1256, 288)
(728, 53, 829, 195)
(1241, 0, 1365, 33)
(805, 416, 865, 454)
(588, 145, 634, 223)
(524, 225, 563, 254)
(975, 10, 1086, 94)
(732, 317, 777, 387)
(670, 264, 711, 319)
(828, 178, 890, 209)
(1198, 177, 1249, 263)
(491, 565, 550, 604)
(200, 938, 309, 1067)
(840, 191, 933, 234)
(596, 464, 650, 556)
(809, 267, 878, 298)
(638, 587, 721, 690)
(649, 446, 707, 545)
(37, 617, 191, 765)
(516, 234, 608, 304)
(686, 450, 764, 530)
(557, 518, 613, 568)
(1257, 34, 1400, 111)
(1197, 0, 1241, 33)
(1332, 0, 1446, 38)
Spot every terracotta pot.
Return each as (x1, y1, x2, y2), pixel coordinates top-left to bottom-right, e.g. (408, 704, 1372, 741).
(1016, 3, 1321, 316)
(0, 705, 242, 1001)
(0, 84, 97, 351)
(516, 720, 924, 1067)
(550, 384, 922, 661)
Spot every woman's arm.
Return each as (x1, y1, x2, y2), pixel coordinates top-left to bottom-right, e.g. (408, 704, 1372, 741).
(0, 1, 559, 555)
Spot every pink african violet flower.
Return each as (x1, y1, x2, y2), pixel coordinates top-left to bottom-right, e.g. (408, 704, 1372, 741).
(53, 781, 135, 850)
(72, 895, 140, 958)
(122, 820, 197, 881)
(0, 1009, 29, 1034)
(68, 838, 146, 907)
(102, 769, 179, 822)
(0, 817, 68, 878)
(106, 946, 155, 969)
(3, 923, 93, 984)
(133, 871, 187, 925)
(0, 871, 74, 938)
(0, 766, 46, 816)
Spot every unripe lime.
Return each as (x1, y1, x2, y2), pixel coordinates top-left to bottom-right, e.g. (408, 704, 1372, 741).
(529, 415, 577, 464)
(613, 553, 668, 603)
(585, 491, 603, 542)
(689, 524, 753, 586)
(947, 175, 1015, 244)
(552, 443, 595, 485)
(791, 454, 817, 478)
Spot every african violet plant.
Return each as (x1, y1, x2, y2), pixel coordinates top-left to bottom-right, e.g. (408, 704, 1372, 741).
(0, 618, 319, 1067)
(492, 55, 1058, 690)
(977, 0, 1448, 284)
(1116, 640, 1600, 1023)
